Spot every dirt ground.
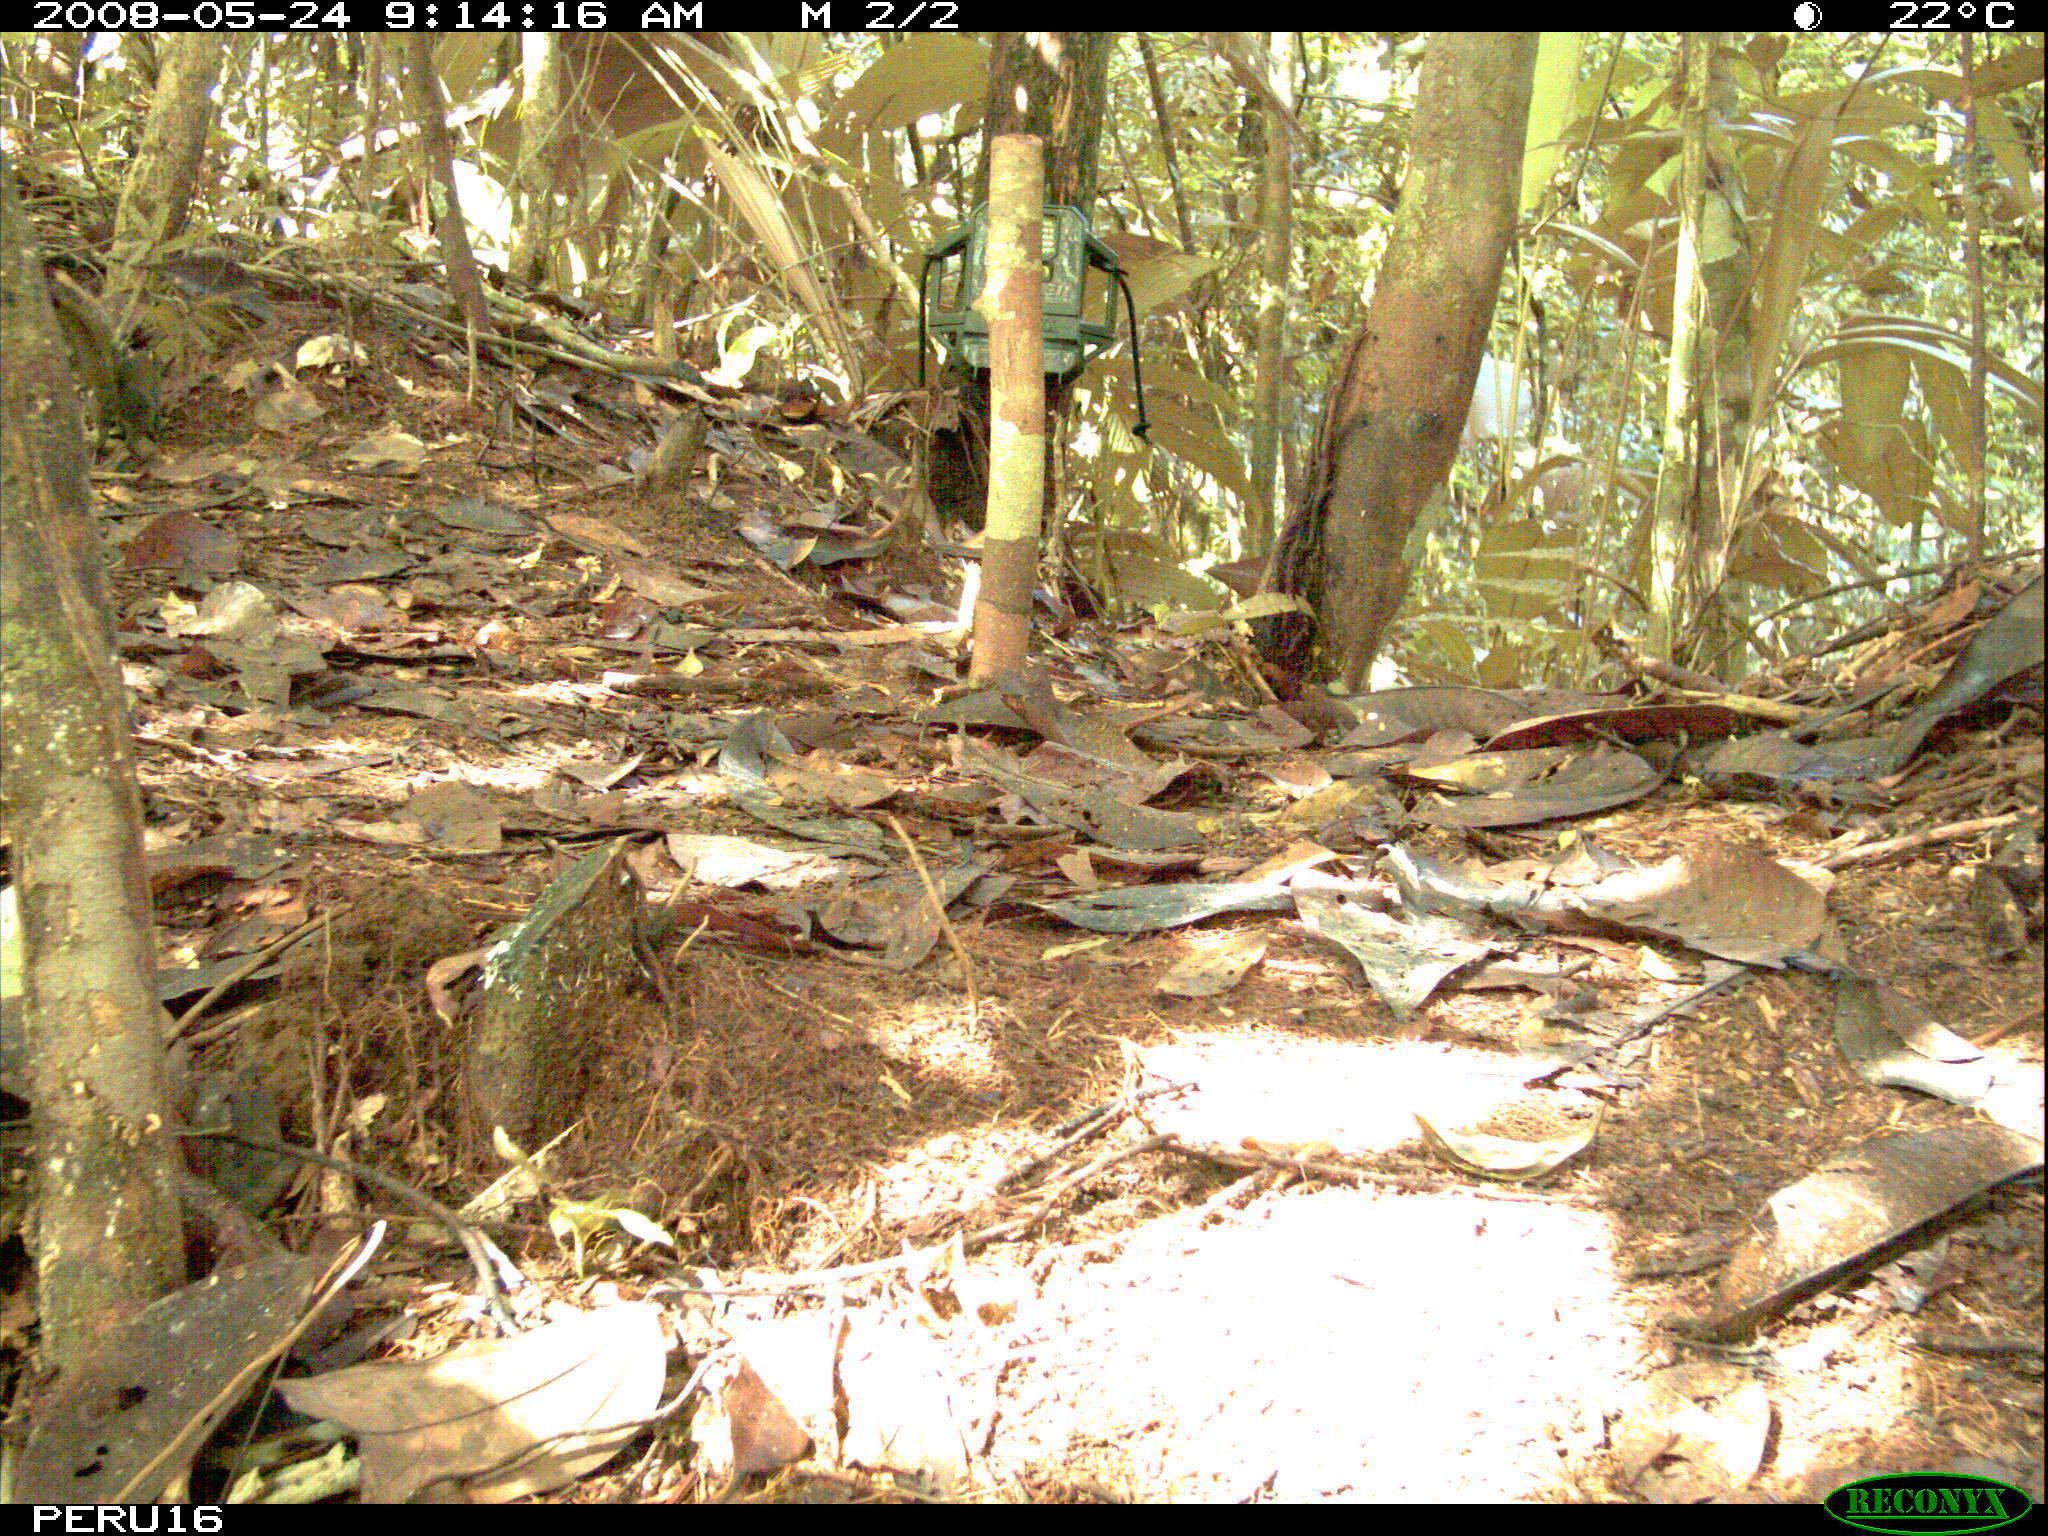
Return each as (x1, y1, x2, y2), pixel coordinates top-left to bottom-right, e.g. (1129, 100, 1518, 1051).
(67, 297, 2045, 1504)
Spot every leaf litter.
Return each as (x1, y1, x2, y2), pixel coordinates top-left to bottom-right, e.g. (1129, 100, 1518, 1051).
(48, 281, 2043, 1506)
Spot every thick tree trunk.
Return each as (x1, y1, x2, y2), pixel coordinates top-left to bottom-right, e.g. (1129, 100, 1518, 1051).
(1258, 33, 1538, 692)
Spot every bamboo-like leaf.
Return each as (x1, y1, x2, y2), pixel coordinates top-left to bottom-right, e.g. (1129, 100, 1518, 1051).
(1123, 362, 1235, 409)
(1728, 512, 1829, 593)
(1549, 221, 1641, 274)
(1835, 134, 1934, 188)
(701, 136, 859, 389)
(1817, 416, 1934, 525)
(1914, 354, 1982, 479)
(828, 34, 987, 135)
(1104, 548, 1227, 610)
(1973, 96, 2039, 215)
(1476, 643, 1531, 689)
(1521, 33, 1587, 213)
(1410, 618, 1478, 676)
(1805, 319, 2043, 421)
(1748, 96, 1840, 413)
(1144, 417, 1250, 499)
(1121, 252, 1222, 316)
(1839, 337, 1910, 439)
(1133, 396, 1224, 440)
(1783, 516, 1881, 581)
(1101, 408, 1144, 459)
(1223, 592, 1309, 621)
(1966, 41, 2045, 96)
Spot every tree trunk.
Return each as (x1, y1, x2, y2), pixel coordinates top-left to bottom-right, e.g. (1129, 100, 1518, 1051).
(1245, 34, 1296, 557)
(0, 155, 185, 1371)
(927, 34, 1113, 533)
(1258, 33, 1538, 692)
(970, 136, 1048, 681)
(105, 34, 222, 311)
(1649, 33, 1755, 677)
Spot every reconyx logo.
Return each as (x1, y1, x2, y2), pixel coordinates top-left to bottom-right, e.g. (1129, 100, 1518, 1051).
(1824, 1472, 2033, 1534)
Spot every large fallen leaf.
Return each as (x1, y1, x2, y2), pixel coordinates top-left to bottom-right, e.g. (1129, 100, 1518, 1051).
(1482, 701, 1743, 752)
(1884, 574, 2043, 772)
(814, 855, 995, 968)
(1408, 742, 1664, 828)
(998, 667, 1160, 775)
(1294, 888, 1498, 1028)
(1383, 843, 1539, 923)
(1608, 1363, 1771, 1503)
(838, 1315, 974, 1493)
(1155, 929, 1268, 998)
(1698, 731, 1890, 785)
(664, 832, 859, 889)
(1338, 686, 1533, 747)
(401, 779, 503, 853)
(1833, 973, 1992, 1106)
(963, 737, 1209, 851)
(1413, 1106, 1602, 1182)
(1556, 836, 1827, 966)
(696, 1313, 840, 1479)
(1686, 1123, 2043, 1342)
(278, 1303, 667, 1502)
(1038, 878, 1294, 934)
(16, 1255, 321, 1502)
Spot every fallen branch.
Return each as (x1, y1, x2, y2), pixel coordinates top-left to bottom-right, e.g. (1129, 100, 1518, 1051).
(1523, 964, 1755, 1088)
(889, 813, 979, 1029)
(657, 1134, 1173, 1296)
(1155, 1137, 1593, 1204)
(1814, 812, 2027, 869)
(1973, 1001, 2044, 1046)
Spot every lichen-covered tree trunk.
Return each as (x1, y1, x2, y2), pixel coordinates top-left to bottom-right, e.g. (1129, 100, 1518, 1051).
(104, 34, 221, 312)
(970, 136, 1048, 681)
(926, 34, 1112, 532)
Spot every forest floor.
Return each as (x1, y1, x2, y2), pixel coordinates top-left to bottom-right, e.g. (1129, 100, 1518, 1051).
(73, 287, 2046, 1504)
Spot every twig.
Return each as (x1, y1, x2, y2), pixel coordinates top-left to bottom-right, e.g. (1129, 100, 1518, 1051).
(995, 1083, 1192, 1193)
(115, 1225, 384, 1502)
(1648, 689, 1815, 726)
(180, 1126, 519, 1333)
(630, 913, 682, 1016)
(886, 813, 979, 1027)
(1911, 760, 2045, 814)
(1813, 812, 2027, 869)
(1783, 679, 1909, 741)
(1522, 965, 1756, 1087)
(168, 911, 339, 1038)
(969, 1135, 1171, 1243)
(1156, 1137, 1591, 1204)
(1911, 1333, 2045, 1358)
(658, 1135, 1175, 1296)
(994, 1104, 1120, 1192)
(655, 1249, 932, 1297)
(1758, 547, 2041, 638)
(1973, 1001, 2044, 1046)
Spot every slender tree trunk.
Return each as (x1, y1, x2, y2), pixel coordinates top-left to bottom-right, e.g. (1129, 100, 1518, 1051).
(105, 34, 221, 312)
(1, 157, 185, 1371)
(403, 35, 494, 337)
(970, 136, 1048, 681)
(1246, 33, 1295, 557)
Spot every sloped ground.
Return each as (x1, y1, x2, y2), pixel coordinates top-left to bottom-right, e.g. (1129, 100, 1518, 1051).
(48, 279, 2043, 1503)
